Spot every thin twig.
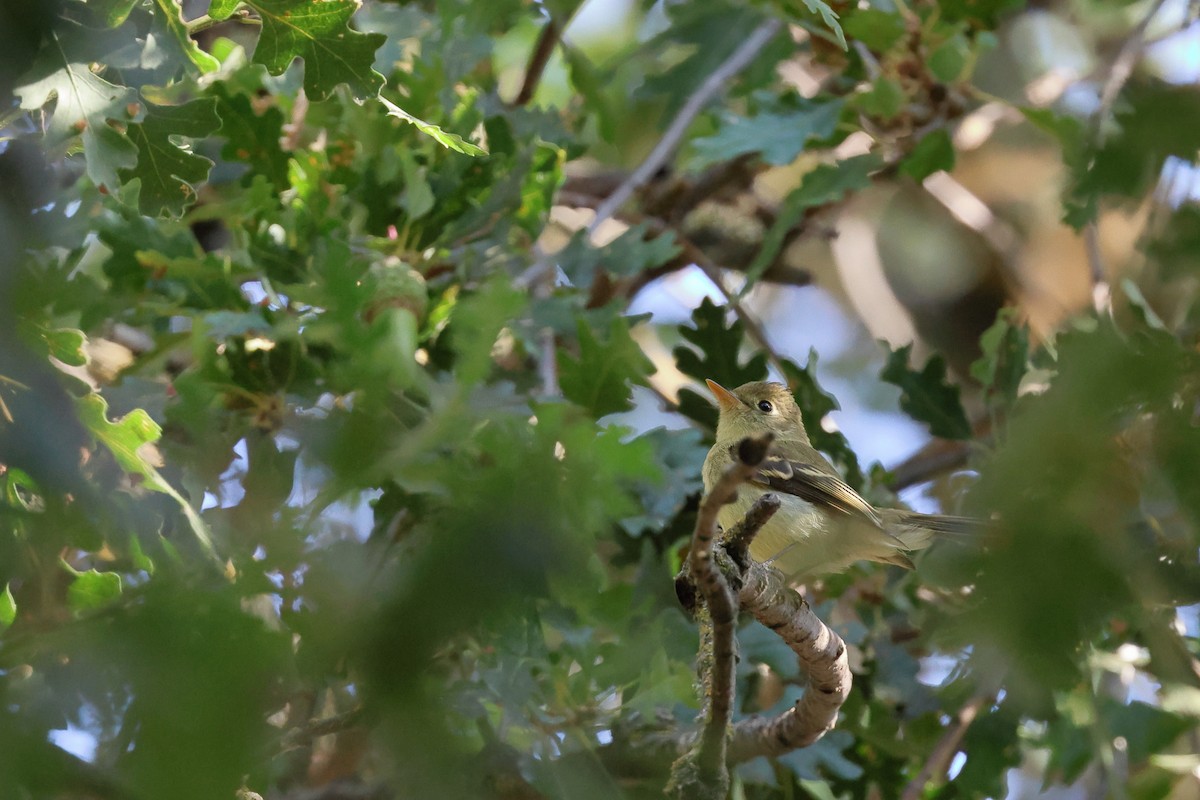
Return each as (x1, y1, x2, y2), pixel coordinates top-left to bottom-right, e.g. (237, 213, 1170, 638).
(517, 18, 782, 291)
(721, 493, 781, 570)
(587, 18, 783, 236)
(280, 707, 366, 751)
(900, 692, 990, 800)
(513, 19, 562, 107)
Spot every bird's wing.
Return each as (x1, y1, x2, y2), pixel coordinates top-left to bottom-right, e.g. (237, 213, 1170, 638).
(749, 449, 885, 528)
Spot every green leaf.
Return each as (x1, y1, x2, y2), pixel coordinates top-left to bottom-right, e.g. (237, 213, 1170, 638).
(742, 154, 878, 288)
(928, 34, 970, 83)
(786, 0, 846, 48)
(90, 0, 141, 27)
(842, 8, 905, 51)
(208, 0, 386, 100)
(880, 344, 971, 439)
(120, 98, 222, 217)
(858, 76, 905, 120)
(673, 298, 770, 428)
(66, 568, 123, 613)
(899, 130, 956, 181)
(76, 394, 219, 562)
(380, 97, 487, 155)
(0, 584, 15, 633)
(689, 100, 844, 170)
(970, 308, 1029, 407)
(674, 297, 769, 388)
(153, 0, 221, 73)
(559, 316, 655, 418)
(14, 21, 139, 188)
(210, 82, 290, 188)
(450, 277, 527, 386)
(40, 327, 89, 367)
(556, 223, 681, 288)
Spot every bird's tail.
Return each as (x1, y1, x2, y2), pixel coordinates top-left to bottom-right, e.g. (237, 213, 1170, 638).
(880, 509, 982, 553)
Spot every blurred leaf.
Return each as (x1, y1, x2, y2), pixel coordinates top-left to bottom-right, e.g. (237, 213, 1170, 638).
(880, 344, 971, 439)
(689, 100, 843, 170)
(0, 584, 15, 633)
(858, 77, 905, 120)
(450, 276, 527, 385)
(928, 34, 969, 83)
(39, 327, 88, 367)
(557, 223, 680, 287)
(13, 20, 138, 187)
(899, 130, 956, 181)
(841, 8, 905, 51)
(210, 82, 289, 188)
(76, 394, 218, 561)
(743, 154, 878, 287)
(559, 315, 655, 418)
(208, 0, 386, 100)
(969, 308, 1029, 408)
(120, 98, 221, 217)
(65, 567, 123, 613)
(778, 730, 862, 780)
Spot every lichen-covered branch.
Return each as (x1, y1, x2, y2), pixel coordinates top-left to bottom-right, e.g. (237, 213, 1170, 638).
(668, 434, 773, 799)
(728, 564, 852, 760)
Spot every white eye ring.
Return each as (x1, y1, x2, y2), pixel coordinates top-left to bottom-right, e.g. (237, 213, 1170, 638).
(757, 400, 773, 413)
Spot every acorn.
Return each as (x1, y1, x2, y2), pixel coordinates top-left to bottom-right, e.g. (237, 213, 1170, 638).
(363, 257, 427, 324)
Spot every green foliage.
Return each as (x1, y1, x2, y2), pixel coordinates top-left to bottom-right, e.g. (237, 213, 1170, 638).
(121, 98, 222, 216)
(880, 344, 972, 440)
(207, 0, 386, 100)
(689, 100, 844, 170)
(2, 0, 1198, 798)
(674, 298, 769, 428)
(899, 130, 956, 181)
(559, 315, 656, 417)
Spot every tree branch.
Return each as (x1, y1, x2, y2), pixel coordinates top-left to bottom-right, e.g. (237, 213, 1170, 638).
(899, 691, 990, 800)
(727, 564, 852, 760)
(512, 19, 561, 107)
(587, 18, 783, 236)
(669, 434, 774, 799)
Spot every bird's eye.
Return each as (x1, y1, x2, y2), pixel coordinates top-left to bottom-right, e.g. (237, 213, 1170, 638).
(757, 400, 773, 413)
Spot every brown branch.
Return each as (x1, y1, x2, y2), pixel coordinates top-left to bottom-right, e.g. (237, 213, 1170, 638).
(280, 707, 366, 751)
(669, 434, 773, 799)
(899, 692, 990, 800)
(512, 19, 561, 107)
(587, 18, 784, 236)
(728, 564, 852, 759)
(721, 493, 781, 570)
(885, 438, 971, 492)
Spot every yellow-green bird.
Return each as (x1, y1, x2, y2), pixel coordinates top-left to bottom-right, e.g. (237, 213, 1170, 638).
(702, 379, 975, 580)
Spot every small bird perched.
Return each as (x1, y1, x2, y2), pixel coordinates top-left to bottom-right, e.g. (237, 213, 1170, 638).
(702, 379, 975, 580)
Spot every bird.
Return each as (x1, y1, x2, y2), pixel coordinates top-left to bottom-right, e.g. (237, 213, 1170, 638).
(701, 379, 976, 580)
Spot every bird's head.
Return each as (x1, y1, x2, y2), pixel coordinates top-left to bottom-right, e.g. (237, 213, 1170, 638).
(705, 379, 809, 443)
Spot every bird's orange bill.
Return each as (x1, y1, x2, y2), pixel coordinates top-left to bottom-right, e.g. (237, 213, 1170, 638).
(705, 379, 743, 413)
